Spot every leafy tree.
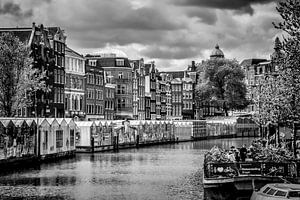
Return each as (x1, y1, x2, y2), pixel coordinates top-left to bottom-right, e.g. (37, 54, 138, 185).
(254, 74, 289, 141)
(272, 0, 300, 124)
(195, 58, 250, 116)
(0, 32, 46, 117)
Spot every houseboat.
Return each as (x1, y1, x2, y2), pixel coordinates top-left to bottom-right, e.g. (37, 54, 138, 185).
(203, 145, 299, 191)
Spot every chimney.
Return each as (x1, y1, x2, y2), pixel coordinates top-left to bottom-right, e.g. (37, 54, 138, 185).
(184, 71, 187, 78)
(32, 22, 36, 30)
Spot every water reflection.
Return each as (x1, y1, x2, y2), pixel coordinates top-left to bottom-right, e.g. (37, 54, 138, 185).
(0, 138, 253, 200)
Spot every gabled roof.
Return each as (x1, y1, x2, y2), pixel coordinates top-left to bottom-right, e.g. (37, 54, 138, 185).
(171, 78, 182, 84)
(65, 46, 84, 59)
(0, 27, 33, 45)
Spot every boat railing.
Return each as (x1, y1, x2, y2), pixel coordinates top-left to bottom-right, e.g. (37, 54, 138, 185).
(204, 160, 300, 179)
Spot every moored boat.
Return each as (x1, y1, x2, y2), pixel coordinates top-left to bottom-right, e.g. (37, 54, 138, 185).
(250, 183, 300, 200)
(203, 143, 300, 191)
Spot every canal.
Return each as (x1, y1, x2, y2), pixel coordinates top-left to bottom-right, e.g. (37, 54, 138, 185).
(0, 138, 253, 200)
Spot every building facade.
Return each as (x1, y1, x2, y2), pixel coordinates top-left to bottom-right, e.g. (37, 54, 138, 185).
(104, 83, 116, 120)
(131, 58, 146, 120)
(64, 46, 85, 120)
(241, 37, 283, 114)
(132, 70, 139, 119)
(0, 23, 66, 118)
(84, 57, 105, 120)
(48, 27, 67, 118)
(171, 78, 183, 120)
(182, 77, 194, 119)
(145, 62, 157, 120)
(93, 54, 133, 120)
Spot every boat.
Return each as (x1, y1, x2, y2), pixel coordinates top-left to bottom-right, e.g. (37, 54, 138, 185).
(203, 145, 300, 191)
(250, 183, 300, 200)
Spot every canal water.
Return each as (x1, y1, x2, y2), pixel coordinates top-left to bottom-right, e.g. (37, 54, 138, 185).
(0, 138, 253, 200)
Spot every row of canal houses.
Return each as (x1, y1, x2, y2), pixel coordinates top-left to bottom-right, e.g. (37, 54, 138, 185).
(0, 23, 202, 121)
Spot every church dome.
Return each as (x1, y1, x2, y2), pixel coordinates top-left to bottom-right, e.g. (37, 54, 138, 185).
(210, 44, 224, 59)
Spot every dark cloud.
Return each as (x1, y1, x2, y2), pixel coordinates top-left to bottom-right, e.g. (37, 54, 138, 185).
(0, 2, 33, 18)
(110, 7, 185, 30)
(173, 0, 279, 15)
(65, 28, 167, 49)
(185, 8, 217, 25)
(43, 0, 187, 49)
(57, 1, 185, 32)
(2, 0, 280, 69)
(140, 46, 200, 59)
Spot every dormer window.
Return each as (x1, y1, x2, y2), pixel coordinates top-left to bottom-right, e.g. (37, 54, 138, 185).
(116, 59, 124, 66)
(89, 60, 96, 66)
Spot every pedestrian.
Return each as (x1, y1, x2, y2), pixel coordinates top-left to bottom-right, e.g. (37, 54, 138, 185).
(240, 144, 247, 162)
(233, 147, 240, 162)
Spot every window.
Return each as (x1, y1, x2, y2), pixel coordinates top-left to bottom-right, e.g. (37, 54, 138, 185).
(266, 188, 276, 195)
(65, 97, 68, 110)
(89, 60, 96, 66)
(56, 130, 63, 148)
(54, 70, 57, 83)
(60, 70, 64, 84)
(289, 191, 300, 197)
(86, 104, 94, 114)
(57, 55, 62, 67)
(274, 190, 287, 197)
(70, 130, 75, 147)
(80, 97, 83, 110)
(98, 90, 103, 100)
(87, 74, 94, 84)
(43, 131, 48, 150)
(95, 75, 100, 85)
(99, 76, 103, 85)
(118, 72, 123, 79)
(60, 88, 64, 103)
(57, 43, 61, 53)
(117, 99, 121, 109)
(116, 59, 124, 66)
(87, 89, 94, 99)
(78, 79, 83, 89)
(54, 88, 57, 103)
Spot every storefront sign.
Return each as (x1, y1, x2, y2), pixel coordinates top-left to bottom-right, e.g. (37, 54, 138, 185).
(239, 163, 261, 175)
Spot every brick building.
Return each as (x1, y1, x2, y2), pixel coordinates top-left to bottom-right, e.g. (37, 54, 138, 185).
(0, 23, 66, 117)
(84, 56, 105, 120)
(88, 53, 133, 120)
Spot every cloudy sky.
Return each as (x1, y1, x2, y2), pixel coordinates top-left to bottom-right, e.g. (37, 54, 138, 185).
(0, 0, 283, 71)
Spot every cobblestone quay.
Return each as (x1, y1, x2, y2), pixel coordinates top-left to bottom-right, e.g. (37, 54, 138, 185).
(0, 138, 253, 200)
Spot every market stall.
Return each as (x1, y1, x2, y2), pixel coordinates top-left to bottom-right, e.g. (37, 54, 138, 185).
(65, 118, 77, 151)
(75, 121, 97, 147)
